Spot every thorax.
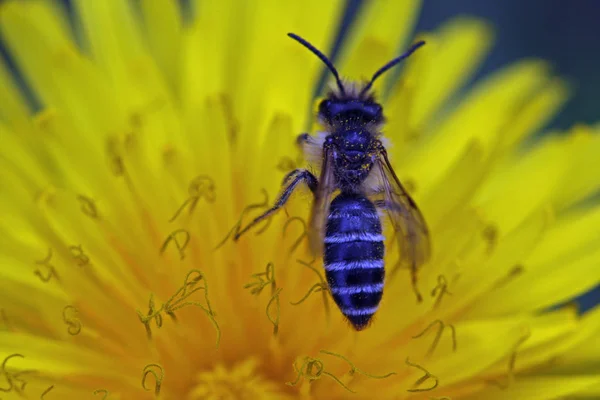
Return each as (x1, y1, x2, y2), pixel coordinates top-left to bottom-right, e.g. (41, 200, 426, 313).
(327, 128, 377, 190)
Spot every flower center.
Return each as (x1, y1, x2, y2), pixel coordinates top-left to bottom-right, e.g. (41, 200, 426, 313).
(187, 358, 282, 400)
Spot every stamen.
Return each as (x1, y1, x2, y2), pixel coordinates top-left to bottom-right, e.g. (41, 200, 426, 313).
(403, 178, 417, 193)
(139, 294, 162, 338)
(493, 265, 525, 289)
(319, 350, 396, 379)
(106, 137, 125, 177)
(412, 320, 457, 357)
(69, 245, 91, 267)
(405, 358, 439, 392)
(41, 385, 55, 398)
(488, 328, 531, 389)
(286, 356, 355, 393)
(266, 287, 283, 336)
(290, 283, 328, 305)
(62, 306, 82, 335)
(431, 275, 453, 309)
(141, 364, 164, 396)
(244, 262, 276, 296)
(0, 354, 37, 394)
(0, 309, 10, 331)
(136, 270, 220, 347)
(93, 389, 109, 399)
(214, 189, 272, 249)
(244, 263, 281, 336)
(218, 94, 239, 145)
(282, 217, 308, 256)
(34, 248, 59, 283)
(292, 259, 330, 319)
(482, 224, 498, 253)
(77, 195, 100, 219)
(129, 98, 166, 130)
(276, 156, 298, 172)
(169, 175, 216, 222)
(286, 351, 395, 393)
(160, 229, 191, 260)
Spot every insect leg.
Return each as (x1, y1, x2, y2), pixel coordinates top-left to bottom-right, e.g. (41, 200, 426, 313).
(374, 199, 423, 302)
(234, 169, 318, 240)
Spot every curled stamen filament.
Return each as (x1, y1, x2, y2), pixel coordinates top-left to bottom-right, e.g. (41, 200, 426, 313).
(282, 217, 308, 256)
(490, 328, 531, 389)
(431, 275, 453, 309)
(141, 364, 164, 396)
(290, 282, 328, 305)
(93, 388, 109, 399)
(405, 357, 439, 392)
(412, 319, 457, 357)
(266, 287, 283, 336)
(295, 259, 330, 319)
(215, 189, 273, 248)
(286, 357, 355, 393)
(319, 350, 396, 379)
(136, 270, 220, 347)
(244, 262, 275, 296)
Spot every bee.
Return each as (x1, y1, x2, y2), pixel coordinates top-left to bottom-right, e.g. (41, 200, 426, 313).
(235, 33, 431, 330)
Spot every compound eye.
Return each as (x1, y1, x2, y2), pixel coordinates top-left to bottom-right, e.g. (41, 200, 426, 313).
(318, 100, 333, 118)
(374, 104, 383, 119)
(363, 103, 383, 121)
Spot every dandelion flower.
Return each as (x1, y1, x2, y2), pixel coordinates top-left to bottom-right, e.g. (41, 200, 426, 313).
(0, 1, 599, 399)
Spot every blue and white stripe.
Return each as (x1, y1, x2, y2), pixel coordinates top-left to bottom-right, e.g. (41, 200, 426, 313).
(329, 283, 384, 295)
(324, 232, 385, 243)
(328, 209, 379, 219)
(324, 259, 384, 271)
(340, 306, 380, 316)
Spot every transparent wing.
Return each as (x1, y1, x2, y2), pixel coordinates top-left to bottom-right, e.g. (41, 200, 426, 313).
(372, 147, 431, 300)
(308, 146, 336, 257)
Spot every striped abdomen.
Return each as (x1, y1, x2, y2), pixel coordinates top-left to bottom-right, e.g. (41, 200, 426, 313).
(324, 192, 384, 330)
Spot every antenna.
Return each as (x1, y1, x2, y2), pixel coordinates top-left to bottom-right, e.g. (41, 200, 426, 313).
(287, 33, 345, 95)
(360, 40, 426, 96)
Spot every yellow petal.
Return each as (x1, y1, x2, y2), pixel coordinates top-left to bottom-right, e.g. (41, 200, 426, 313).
(499, 78, 569, 151)
(473, 136, 565, 235)
(338, 0, 422, 88)
(403, 60, 554, 195)
(0, 2, 134, 147)
(549, 305, 600, 373)
(526, 203, 600, 269)
(428, 318, 529, 387)
(73, 0, 146, 91)
(482, 308, 579, 378)
(470, 229, 600, 317)
(421, 140, 486, 228)
(0, 332, 140, 384)
(445, 206, 552, 316)
(385, 17, 493, 157)
(139, 0, 183, 101)
(552, 125, 600, 210)
(462, 376, 600, 400)
(410, 18, 494, 129)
